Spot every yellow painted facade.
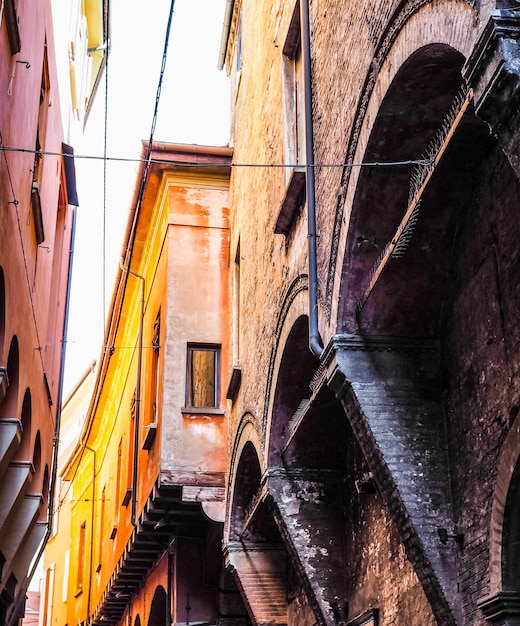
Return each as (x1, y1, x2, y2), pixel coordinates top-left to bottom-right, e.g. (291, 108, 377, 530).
(43, 143, 245, 626)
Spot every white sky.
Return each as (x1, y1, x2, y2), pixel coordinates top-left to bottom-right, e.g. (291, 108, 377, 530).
(63, 0, 230, 395)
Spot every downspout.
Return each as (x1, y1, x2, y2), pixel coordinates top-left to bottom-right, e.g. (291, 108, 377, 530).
(119, 261, 145, 528)
(301, 0, 323, 357)
(218, 0, 235, 70)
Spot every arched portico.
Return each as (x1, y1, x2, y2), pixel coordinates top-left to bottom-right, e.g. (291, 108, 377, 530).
(226, 426, 288, 626)
(324, 4, 520, 625)
(148, 586, 168, 626)
(479, 417, 520, 624)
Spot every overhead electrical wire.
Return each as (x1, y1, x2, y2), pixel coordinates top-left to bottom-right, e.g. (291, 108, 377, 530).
(0, 145, 429, 168)
(52, 0, 179, 511)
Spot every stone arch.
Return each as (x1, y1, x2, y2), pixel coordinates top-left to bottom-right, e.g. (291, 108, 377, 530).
(225, 414, 262, 540)
(0, 336, 19, 419)
(147, 585, 168, 626)
(336, 40, 493, 337)
(502, 461, 520, 591)
(13, 388, 32, 461)
(261, 275, 308, 436)
(267, 315, 320, 468)
(229, 440, 262, 542)
(328, 0, 479, 324)
(486, 416, 520, 598)
(478, 414, 520, 623)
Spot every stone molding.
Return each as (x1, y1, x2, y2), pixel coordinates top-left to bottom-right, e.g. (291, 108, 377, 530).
(478, 591, 520, 625)
(463, 10, 520, 176)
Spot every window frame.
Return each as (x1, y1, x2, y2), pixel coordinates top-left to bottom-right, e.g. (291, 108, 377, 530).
(75, 522, 86, 595)
(4, 0, 21, 55)
(184, 343, 221, 413)
(282, 0, 305, 178)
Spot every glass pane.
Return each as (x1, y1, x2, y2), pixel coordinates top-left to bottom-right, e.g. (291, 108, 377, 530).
(190, 349, 216, 407)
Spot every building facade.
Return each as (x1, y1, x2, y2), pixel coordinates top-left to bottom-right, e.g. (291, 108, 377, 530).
(219, 1, 520, 626)
(43, 143, 248, 626)
(0, 2, 73, 624)
(40, 363, 97, 626)
(0, 0, 105, 623)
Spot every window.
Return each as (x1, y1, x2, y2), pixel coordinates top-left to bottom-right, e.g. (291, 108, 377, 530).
(233, 244, 240, 364)
(3, 0, 21, 55)
(275, 1, 307, 236)
(236, 6, 243, 74)
(31, 49, 51, 245)
(96, 487, 105, 572)
(226, 244, 242, 401)
(186, 344, 220, 409)
(62, 550, 70, 602)
(282, 1, 305, 178)
(124, 391, 136, 504)
(110, 439, 122, 538)
(115, 439, 122, 512)
(148, 311, 161, 425)
(42, 564, 54, 626)
(76, 522, 86, 594)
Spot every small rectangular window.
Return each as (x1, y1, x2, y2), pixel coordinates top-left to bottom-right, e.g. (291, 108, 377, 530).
(115, 439, 122, 515)
(282, 1, 305, 175)
(186, 344, 220, 409)
(76, 522, 86, 594)
(4, 0, 21, 55)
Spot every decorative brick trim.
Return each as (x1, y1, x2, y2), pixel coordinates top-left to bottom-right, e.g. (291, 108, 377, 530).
(325, 0, 477, 316)
(262, 274, 309, 437)
(478, 591, 520, 624)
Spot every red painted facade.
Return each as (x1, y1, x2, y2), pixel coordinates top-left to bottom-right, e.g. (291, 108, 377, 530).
(0, 1, 75, 623)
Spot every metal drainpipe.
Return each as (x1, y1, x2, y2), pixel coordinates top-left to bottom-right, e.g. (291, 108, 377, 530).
(301, 0, 323, 358)
(119, 261, 145, 527)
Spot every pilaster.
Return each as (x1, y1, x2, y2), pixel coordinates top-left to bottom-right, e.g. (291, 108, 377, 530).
(479, 592, 520, 626)
(265, 469, 348, 626)
(325, 334, 460, 626)
(463, 10, 520, 178)
(224, 543, 288, 626)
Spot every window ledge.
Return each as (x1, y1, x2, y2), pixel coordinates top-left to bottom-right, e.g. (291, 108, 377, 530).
(181, 407, 225, 416)
(142, 422, 157, 450)
(121, 487, 132, 507)
(226, 366, 242, 401)
(274, 167, 306, 236)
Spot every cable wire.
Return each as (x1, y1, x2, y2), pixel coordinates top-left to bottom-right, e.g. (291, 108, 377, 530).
(0, 145, 429, 168)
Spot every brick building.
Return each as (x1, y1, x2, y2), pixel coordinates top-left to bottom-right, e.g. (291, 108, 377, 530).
(219, 1, 520, 625)
(0, 0, 104, 623)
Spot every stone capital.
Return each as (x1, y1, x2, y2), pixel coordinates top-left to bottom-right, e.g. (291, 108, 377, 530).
(479, 591, 520, 625)
(463, 10, 520, 176)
